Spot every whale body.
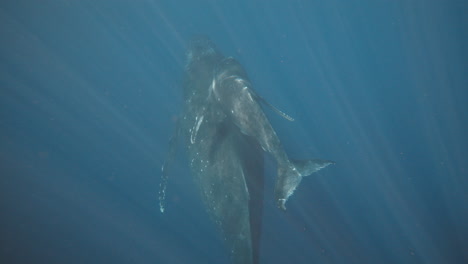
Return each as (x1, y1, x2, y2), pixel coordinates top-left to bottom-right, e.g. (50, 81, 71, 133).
(160, 36, 334, 264)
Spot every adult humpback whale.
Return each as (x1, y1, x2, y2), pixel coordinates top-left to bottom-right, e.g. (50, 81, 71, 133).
(160, 36, 333, 264)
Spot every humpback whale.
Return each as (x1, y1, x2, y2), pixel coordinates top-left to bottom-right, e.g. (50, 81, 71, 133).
(160, 36, 333, 264)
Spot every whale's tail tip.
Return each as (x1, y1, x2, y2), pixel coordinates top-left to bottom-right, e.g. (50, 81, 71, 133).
(275, 159, 334, 210)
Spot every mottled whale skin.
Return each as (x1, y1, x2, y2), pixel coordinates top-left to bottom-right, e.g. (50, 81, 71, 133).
(160, 36, 333, 264)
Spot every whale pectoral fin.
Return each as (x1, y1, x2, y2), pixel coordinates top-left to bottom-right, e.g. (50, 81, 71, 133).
(257, 95, 295, 122)
(159, 118, 181, 213)
(247, 89, 294, 122)
(275, 159, 334, 210)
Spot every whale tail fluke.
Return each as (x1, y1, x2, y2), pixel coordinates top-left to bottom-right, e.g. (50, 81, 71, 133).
(275, 159, 335, 210)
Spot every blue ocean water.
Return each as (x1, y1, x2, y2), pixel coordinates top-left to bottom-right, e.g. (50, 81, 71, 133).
(1, 0, 466, 263)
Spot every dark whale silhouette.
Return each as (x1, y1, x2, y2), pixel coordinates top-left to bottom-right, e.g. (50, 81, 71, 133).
(160, 36, 334, 264)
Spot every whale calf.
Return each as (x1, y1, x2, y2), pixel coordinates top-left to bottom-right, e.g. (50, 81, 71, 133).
(160, 36, 334, 264)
